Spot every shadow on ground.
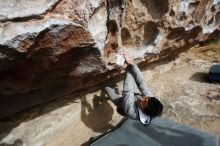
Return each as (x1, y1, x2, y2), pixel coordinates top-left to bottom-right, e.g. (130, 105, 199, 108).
(0, 78, 123, 144)
(80, 89, 114, 133)
(190, 72, 210, 83)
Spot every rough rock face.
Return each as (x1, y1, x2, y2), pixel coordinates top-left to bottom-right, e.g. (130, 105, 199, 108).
(0, 0, 59, 21)
(0, 43, 219, 146)
(0, 0, 219, 118)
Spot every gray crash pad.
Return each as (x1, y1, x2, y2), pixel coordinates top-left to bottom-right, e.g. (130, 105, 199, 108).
(90, 118, 218, 146)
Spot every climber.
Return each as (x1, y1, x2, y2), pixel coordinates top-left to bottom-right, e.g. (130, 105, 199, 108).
(104, 53, 163, 125)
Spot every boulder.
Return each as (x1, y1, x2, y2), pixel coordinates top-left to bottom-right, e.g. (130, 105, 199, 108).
(0, 0, 219, 118)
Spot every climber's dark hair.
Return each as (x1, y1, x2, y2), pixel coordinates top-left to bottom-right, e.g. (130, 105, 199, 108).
(144, 97, 163, 117)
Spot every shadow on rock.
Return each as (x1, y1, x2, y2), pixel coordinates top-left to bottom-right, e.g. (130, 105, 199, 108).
(190, 72, 210, 83)
(0, 139, 23, 146)
(81, 90, 114, 133)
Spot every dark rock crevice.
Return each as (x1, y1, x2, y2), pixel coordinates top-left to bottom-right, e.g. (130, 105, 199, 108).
(143, 21, 159, 45)
(121, 27, 131, 45)
(167, 26, 202, 41)
(188, 1, 200, 10)
(104, 0, 126, 62)
(140, 0, 169, 19)
(0, 45, 26, 72)
(215, 11, 220, 24)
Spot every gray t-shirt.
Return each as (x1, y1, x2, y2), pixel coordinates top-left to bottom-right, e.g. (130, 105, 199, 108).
(122, 64, 153, 124)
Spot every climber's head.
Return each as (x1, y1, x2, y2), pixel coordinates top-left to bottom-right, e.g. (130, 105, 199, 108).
(137, 96, 163, 117)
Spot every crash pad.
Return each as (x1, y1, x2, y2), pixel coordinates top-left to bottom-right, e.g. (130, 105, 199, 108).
(90, 117, 218, 146)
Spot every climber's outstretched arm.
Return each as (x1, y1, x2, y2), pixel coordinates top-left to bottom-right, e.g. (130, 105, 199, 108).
(123, 53, 153, 97)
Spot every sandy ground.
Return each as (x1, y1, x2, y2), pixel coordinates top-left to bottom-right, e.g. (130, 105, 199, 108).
(148, 44, 220, 137)
(0, 42, 219, 146)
